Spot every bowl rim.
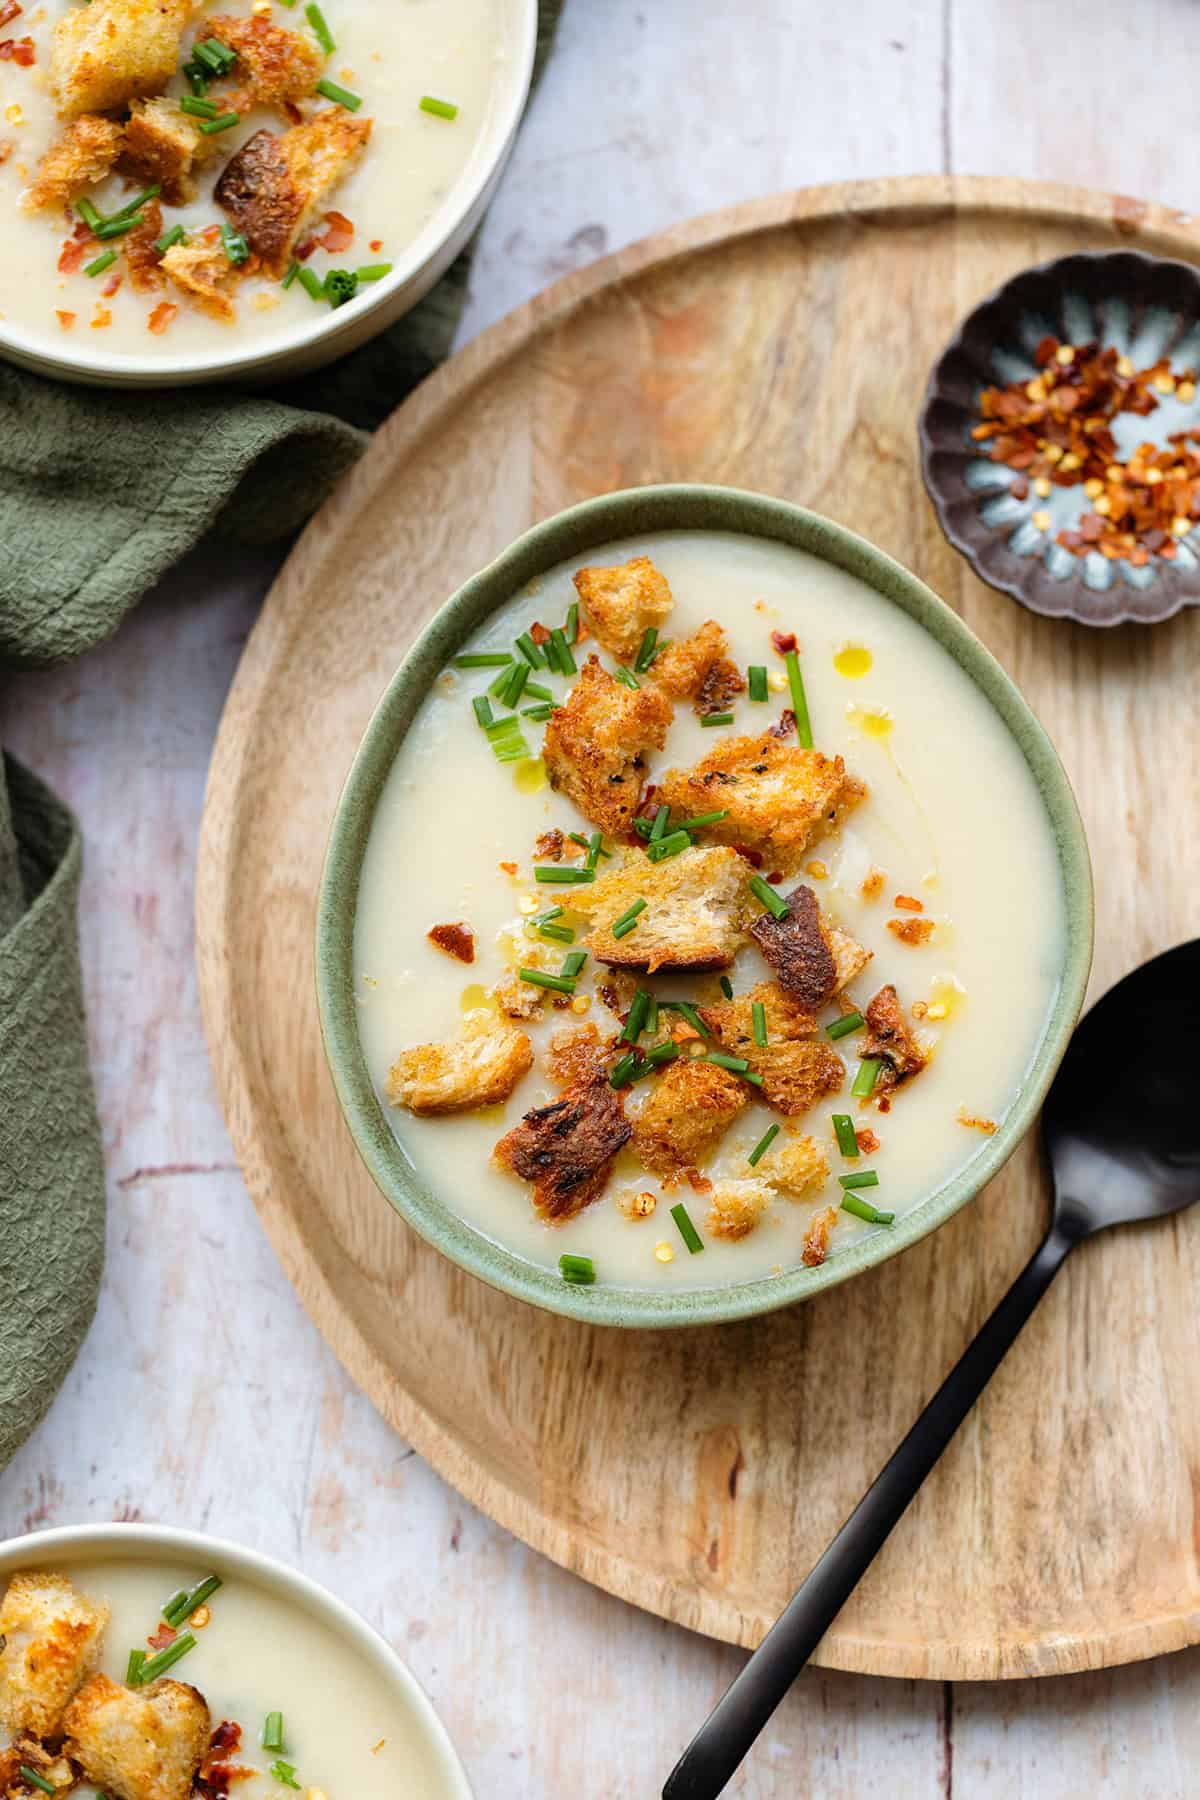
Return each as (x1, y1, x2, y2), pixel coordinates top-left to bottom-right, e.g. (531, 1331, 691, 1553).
(316, 483, 1094, 1329)
(0, 1521, 474, 1798)
(0, 0, 537, 385)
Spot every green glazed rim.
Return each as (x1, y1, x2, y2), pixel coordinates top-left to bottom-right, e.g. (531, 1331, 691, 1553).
(316, 484, 1094, 1329)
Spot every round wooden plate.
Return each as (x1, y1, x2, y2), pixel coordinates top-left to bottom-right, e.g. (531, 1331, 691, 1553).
(197, 176, 1200, 1681)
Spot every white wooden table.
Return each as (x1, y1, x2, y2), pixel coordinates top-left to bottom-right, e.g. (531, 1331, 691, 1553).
(4, 2, 1200, 1792)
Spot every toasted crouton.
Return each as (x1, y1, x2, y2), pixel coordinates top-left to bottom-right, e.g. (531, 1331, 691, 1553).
(700, 981, 845, 1116)
(656, 732, 866, 876)
(386, 1012, 533, 1115)
(0, 1571, 108, 1738)
(705, 1178, 774, 1241)
(204, 14, 324, 107)
(0, 1736, 74, 1796)
(572, 555, 674, 663)
(122, 199, 164, 293)
(51, 0, 195, 119)
(572, 845, 747, 973)
(494, 1073, 631, 1220)
(22, 114, 125, 213)
(861, 984, 928, 1103)
(802, 1204, 839, 1267)
(214, 111, 371, 278)
(121, 98, 203, 205)
(545, 1023, 610, 1086)
(63, 1674, 210, 1800)
(160, 240, 239, 323)
(762, 1132, 828, 1198)
(632, 1056, 747, 1179)
(651, 621, 746, 716)
(750, 883, 871, 1008)
(542, 656, 673, 836)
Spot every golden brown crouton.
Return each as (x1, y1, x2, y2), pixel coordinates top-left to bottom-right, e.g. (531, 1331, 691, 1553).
(121, 98, 203, 205)
(214, 110, 371, 278)
(386, 1012, 533, 1115)
(0, 1736, 74, 1796)
(763, 1132, 828, 1198)
(541, 656, 673, 836)
(705, 1178, 774, 1241)
(650, 620, 746, 717)
(160, 240, 239, 323)
(51, 0, 194, 119)
(802, 1204, 839, 1266)
(656, 732, 866, 876)
(0, 1571, 108, 1739)
(22, 114, 125, 213)
(572, 845, 748, 973)
(700, 981, 845, 1117)
(632, 1057, 747, 1179)
(205, 13, 324, 107)
(63, 1674, 211, 1800)
(572, 555, 673, 664)
(750, 883, 871, 1009)
(494, 1073, 631, 1220)
(122, 198, 164, 294)
(545, 1023, 609, 1086)
(861, 983, 928, 1103)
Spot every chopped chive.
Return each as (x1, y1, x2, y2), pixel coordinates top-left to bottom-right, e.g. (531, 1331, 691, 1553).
(851, 1057, 882, 1098)
(298, 265, 326, 301)
(164, 1575, 222, 1627)
(565, 600, 579, 644)
(541, 632, 564, 675)
(518, 968, 576, 994)
(663, 999, 709, 1037)
(751, 1001, 768, 1048)
(647, 1039, 676, 1066)
(472, 695, 493, 728)
(138, 1632, 197, 1683)
(262, 1713, 285, 1753)
(84, 249, 118, 277)
(160, 1589, 188, 1623)
(524, 680, 555, 702)
(500, 661, 530, 709)
(827, 1011, 865, 1040)
(453, 652, 513, 668)
(705, 1051, 750, 1073)
(126, 1648, 146, 1685)
(645, 995, 659, 1037)
(832, 1113, 859, 1158)
(305, 0, 335, 50)
(783, 649, 814, 749)
(747, 1122, 780, 1167)
(77, 198, 103, 231)
(670, 1202, 704, 1254)
(559, 1253, 595, 1285)
(533, 905, 563, 924)
(634, 627, 659, 672)
(180, 94, 219, 117)
(515, 631, 546, 669)
(184, 62, 209, 96)
(614, 665, 641, 690)
(354, 262, 392, 281)
(621, 988, 651, 1045)
(489, 664, 515, 697)
(840, 1170, 880, 1190)
(550, 627, 576, 675)
(749, 874, 789, 920)
(324, 267, 358, 308)
(610, 915, 640, 940)
(649, 804, 670, 844)
(561, 950, 588, 978)
(20, 1770, 55, 1797)
(419, 93, 460, 120)
(646, 829, 692, 864)
(741, 1069, 765, 1086)
(673, 810, 728, 831)
(536, 922, 574, 943)
(609, 1050, 641, 1089)
(155, 223, 186, 255)
(522, 703, 554, 722)
(841, 1194, 895, 1225)
(220, 222, 250, 266)
(269, 1764, 302, 1793)
(317, 76, 362, 110)
(93, 216, 141, 240)
(719, 976, 734, 999)
(610, 897, 647, 938)
(534, 866, 595, 884)
(193, 37, 234, 72)
(701, 711, 735, 727)
(748, 664, 768, 702)
(484, 713, 521, 736)
(107, 183, 161, 221)
(585, 831, 606, 870)
(199, 111, 241, 135)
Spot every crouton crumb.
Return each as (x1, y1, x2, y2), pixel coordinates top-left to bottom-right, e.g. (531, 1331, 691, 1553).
(861, 867, 886, 900)
(650, 620, 745, 716)
(957, 1109, 997, 1135)
(705, 1178, 773, 1241)
(887, 916, 935, 946)
(802, 1204, 839, 1267)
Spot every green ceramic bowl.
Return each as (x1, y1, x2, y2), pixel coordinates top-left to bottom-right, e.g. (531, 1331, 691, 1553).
(316, 485, 1094, 1328)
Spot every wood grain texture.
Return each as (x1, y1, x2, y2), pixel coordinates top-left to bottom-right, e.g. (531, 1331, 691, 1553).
(195, 175, 1200, 1685)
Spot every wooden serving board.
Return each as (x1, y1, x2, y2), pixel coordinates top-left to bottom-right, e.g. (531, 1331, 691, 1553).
(197, 177, 1200, 1681)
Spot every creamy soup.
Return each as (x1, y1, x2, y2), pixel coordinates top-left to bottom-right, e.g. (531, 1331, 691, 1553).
(0, 1558, 460, 1798)
(354, 531, 1068, 1291)
(0, 0, 515, 362)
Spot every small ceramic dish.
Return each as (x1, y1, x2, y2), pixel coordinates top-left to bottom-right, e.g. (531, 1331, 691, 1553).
(920, 250, 1200, 626)
(0, 1522, 474, 1798)
(315, 484, 1094, 1329)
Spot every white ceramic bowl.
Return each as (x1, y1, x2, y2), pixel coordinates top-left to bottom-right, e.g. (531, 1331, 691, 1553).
(0, 1522, 474, 1798)
(0, 0, 536, 390)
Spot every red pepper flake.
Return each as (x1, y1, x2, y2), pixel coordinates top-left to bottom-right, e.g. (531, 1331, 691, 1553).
(57, 233, 96, 274)
(0, 1, 21, 24)
(770, 629, 797, 655)
(529, 620, 551, 645)
(893, 894, 924, 912)
(732, 844, 764, 868)
(855, 1127, 880, 1154)
(294, 236, 317, 262)
(685, 1168, 713, 1194)
(317, 209, 354, 252)
(369, 238, 383, 254)
(427, 921, 475, 963)
(147, 1623, 178, 1652)
(767, 708, 796, 740)
(498, 860, 518, 876)
(101, 272, 122, 298)
(56, 309, 76, 329)
(147, 301, 178, 335)
(0, 34, 34, 62)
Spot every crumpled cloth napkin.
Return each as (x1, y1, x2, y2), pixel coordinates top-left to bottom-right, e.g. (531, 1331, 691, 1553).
(0, 0, 560, 1473)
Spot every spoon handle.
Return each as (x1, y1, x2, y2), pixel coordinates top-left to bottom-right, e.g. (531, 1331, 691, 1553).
(662, 1222, 1075, 1800)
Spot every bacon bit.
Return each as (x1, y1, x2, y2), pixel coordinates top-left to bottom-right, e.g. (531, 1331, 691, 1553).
(887, 917, 935, 946)
(427, 921, 475, 964)
(893, 894, 924, 912)
(855, 1127, 880, 1154)
(766, 870, 784, 886)
(732, 844, 764, 869)
(498, 860, 518, 877)
(147, 1623, 177, 1652)
(0, 36, 34, 63)
(768, 707, 796, 739)
(685, 1168, 713, 1195)
(596, 980, 625, 1017)
(208, 1723, 242, 1760)
(55, 309, 75, 329)
(957, 1108, 997, 1135)
(0, 2, 21, 26)
(534, 828, 565, 862)
(283, 100, 303, 125)
(529, 620, 551, 645)
(101, 272, 122, 298)
(90, 305, 112, 329)
(57, 233, 95, 274)
(770, 629, 797, 656)
(200, 1724, 254, 1797)
(369, 240, 383, 255)
(294, 235, 317, 261)
(802, 1204, 838, 1268)
(147, 301, 178, 334)
(317, 209, 354, 252)
(860, 867, 886, 901)
(670, 1021, 702, 1044)
(201, 223, 221, 243)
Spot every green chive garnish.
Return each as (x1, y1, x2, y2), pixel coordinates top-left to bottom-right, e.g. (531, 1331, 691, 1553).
(355, 262, 393, 281)
(565, 600, 579, 643)
(155, 223, 186, 255)
(270, 1764, 302, 1793)
(93, 215, 141, 240)
(719, 976, 734, 999)
(749, 874, 789, 919)
(519, 968, 576, 994)
(20, 1769, 55, 1797)
(221, 222, 250, 266)
(663, 999, 709, 1037)
(535, 866, 595, 884)
(614, 665, 641, 690)
(827, 1011, 865, 1040)
(516, 632, 545, 669)
(533, 906, 563, 924)
(305, 1, 335, 51)
(748, 664, 768, 702)
(164, 1575, 222, 1627)
(609, 1050, 640, 1089)
(536, 921, 573, 943)
(645, 995, 659, 1037)
(419, 94, 459, 120)
(137, 1632, 197, 1683)
(673, 810, 728, 831)
(500, 661, 530, 708)
(646, 829, 691, 864)
(610, 897, 646, 938)
(160, 1589, 188, 1623)
(317, 76, 362, 110)
(199, 111, 241, 135)
(523, 680, 554, 702)
(489, 664, 515, 697)
(561, 950, 588, 978)
(701, 711, 734, 727)
(841, 1194, 895, 1225)
(126, 1648, 146, 1685)
(585, 831, 605, 870)
(454, 652, 512, 668)
(851, 1057, 882, 1098)
(324, 267, 358, 308)
(642, 1041, 678, 1070)
(77, 198, 103, 231)
(783, 649, 814, 749)
(523, 703, 554, 721)
(634, 627, 659, 672)
(747, 1122, 780, 1167)
(298, 265, 326, 301)
(108, 183, 161, 219)
(751, 1001, 768, 1047)
(180, 95, 219, 117)
(559, 1253, 595, 1285)
(649, 805, 670, 843)
(705, 1050, 751, 1073)
(84, 249, 118, 277)
(193, 37, 235, 72)
(472, 695, 493, 728)
(839, 1170, 880, 1190)
(550, 627, 576, 675)
(621, 989, 651, 1044)
(671, 1202, 704, 1254)
(832, 1113, 859, 1158)
(262, 1713, 285, 1753)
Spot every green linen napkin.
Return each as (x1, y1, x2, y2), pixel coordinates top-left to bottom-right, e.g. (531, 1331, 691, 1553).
(0, 1, 561, 1474)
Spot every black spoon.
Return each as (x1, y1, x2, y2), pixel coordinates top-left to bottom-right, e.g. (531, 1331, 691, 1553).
(664, 940, 1200, 1800)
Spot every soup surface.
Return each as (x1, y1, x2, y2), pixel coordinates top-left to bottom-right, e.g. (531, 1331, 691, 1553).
(0, 1556, 458, 1798)
(354, 530, 1068, 1291)
(0, 0, 512, 361)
